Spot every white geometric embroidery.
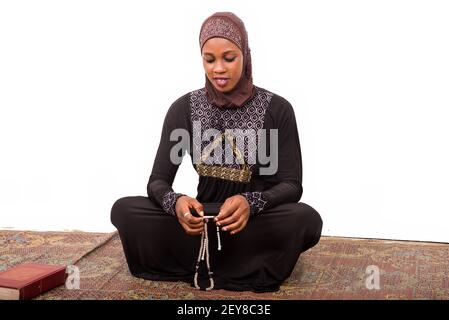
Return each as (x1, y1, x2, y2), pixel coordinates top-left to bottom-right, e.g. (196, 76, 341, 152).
(240, 191, 267, 215)
(190, 86, 273, 173)
(162, 191, 185, 216)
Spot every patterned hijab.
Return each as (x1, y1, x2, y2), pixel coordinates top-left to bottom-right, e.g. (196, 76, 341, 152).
(199, 12, 256, 108)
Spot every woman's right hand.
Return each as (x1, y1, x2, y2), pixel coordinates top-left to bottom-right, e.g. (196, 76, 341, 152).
(175, 195, 205, 236)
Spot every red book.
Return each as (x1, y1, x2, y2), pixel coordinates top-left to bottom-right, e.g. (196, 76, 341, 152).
(0, 263, 67, 300)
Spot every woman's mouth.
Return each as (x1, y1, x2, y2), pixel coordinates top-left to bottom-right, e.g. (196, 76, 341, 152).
(214, 78, 230, 88)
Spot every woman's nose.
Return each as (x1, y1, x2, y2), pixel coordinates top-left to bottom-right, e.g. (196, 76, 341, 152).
(213, 60, 226, 73)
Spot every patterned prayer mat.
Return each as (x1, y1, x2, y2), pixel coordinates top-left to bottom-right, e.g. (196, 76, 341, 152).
(0, 230, 447, 299)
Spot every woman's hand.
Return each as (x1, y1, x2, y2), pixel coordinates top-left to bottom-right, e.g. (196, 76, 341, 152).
(215, 195, 250, 235)
(175, 195, 205, 236)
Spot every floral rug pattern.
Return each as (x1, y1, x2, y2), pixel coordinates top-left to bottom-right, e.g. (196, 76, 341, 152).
(0, 230, 447, 299)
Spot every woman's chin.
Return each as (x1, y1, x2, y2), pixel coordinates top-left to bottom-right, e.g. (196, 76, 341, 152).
(213, 84, 234, 93)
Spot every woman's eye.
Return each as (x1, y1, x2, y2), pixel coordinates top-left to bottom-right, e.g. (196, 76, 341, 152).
(204, 57, 235, 63)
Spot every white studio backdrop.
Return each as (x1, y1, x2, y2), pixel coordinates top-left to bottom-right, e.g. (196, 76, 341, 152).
(0, 1, 448, 242)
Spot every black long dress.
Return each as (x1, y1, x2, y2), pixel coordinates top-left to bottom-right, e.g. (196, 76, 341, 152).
(111, 86, 323, 292)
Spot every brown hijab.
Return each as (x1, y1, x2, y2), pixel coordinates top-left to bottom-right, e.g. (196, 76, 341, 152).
(199, 12, 256, 108)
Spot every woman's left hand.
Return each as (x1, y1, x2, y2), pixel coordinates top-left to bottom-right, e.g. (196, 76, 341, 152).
(215, 195, 250, 235)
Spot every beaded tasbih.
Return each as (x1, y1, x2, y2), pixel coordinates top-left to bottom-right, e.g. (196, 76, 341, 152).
(193, 217, 222, 290)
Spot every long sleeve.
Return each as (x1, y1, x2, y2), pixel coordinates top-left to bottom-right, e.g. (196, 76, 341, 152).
(147, 94, 191, 216)
(240, 95, 303, 214)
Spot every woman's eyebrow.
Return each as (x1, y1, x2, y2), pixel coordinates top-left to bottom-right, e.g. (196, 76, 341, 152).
(202, 50, 237, 56)
(222, 50, 237, 55)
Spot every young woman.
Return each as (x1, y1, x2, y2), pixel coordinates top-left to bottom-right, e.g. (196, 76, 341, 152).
(111, 12, 322, 293)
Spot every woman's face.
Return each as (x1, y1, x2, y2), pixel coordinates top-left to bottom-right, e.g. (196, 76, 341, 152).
(202, 37, 244, 92)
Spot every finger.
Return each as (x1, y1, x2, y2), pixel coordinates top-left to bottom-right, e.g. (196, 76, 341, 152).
(183, 199, 204, 222)
(187, 226, 204, 234)
(186, 228, 203, 236)
(181, 214, 204, 229)
(229, 218, 248, 235)
(217, 210, 241, 228)
(191, 199, 204, 217)
(216, 199, 239, 222)
(218, 205, 246, 226)
(188, 224, 205, 234)
(222, 216, 245, 233)
(184, 212, 204, 225)
(189, 221, 204, 229)
(177, 199, 192, 219)
(183, 210, 205, 227)
(179, 220, 204, 235)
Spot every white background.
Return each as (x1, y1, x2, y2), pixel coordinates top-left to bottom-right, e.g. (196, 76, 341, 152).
(1, 1, 448, 242)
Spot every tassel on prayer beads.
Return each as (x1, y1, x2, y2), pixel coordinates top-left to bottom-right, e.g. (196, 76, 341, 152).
(193, 217, 222, 291)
